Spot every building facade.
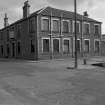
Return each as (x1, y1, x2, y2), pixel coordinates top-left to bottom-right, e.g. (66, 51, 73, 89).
(0, 1, 102, 60)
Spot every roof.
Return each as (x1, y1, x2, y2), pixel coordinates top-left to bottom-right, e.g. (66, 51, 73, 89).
(0, 6, 102, 31)
(37, 6, 101, 23)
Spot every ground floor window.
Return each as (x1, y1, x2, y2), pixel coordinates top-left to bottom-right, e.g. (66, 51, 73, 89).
(77, 39, 81, 53)
(84, 40, 90, 53)
(1, 45, 3, 56)
(17, 42, 21, 54)
(53, 39, 60, 53)
(42, 38, 50, 53)
(31, 40, 35, 53)
(12, 43, 15, 57)
(95, 40, 100, 53)
(7, 44, 9, 56)
(63, 39, 69, 53)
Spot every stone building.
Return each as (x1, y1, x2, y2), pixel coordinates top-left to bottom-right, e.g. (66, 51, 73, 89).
(0, 1, 102, 60)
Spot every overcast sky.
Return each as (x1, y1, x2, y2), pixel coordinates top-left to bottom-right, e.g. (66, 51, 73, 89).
(0, 0, 105, 34)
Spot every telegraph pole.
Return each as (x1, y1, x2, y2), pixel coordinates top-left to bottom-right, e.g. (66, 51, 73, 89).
(74, 0, 78, 68)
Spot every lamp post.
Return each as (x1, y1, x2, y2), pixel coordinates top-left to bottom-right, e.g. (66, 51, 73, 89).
(74, 0, 78, 68)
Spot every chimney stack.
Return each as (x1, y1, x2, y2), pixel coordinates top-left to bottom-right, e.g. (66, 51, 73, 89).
(83, 11, 88, 17)
(23, 0, 30, 18)
(4, 13, 9, 28)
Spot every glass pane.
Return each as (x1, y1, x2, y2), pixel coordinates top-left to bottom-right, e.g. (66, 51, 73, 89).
(85, 24, 89, 34)
(43, 39, 49, 52)
(63, 21, 69, 32)
(73, 22, 80, 33)
(77, 40, 80, 52)
(53, 39, 59, 52)
(95, 25, 99, 34)
(85, 40, 89, 53)
(42, 19, 49, 31)
(95, 41, 99, 52)
(53, 20, 59, 32)
(64, 40, 69, 52)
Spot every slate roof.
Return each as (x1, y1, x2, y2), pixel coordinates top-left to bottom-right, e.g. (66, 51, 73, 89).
(36, 6, 101, 23)
(0, 6, 101, 31)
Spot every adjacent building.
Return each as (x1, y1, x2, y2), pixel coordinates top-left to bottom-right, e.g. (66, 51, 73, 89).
(0, 1, 102, 60)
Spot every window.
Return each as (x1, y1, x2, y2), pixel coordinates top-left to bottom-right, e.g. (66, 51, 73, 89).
(7, 29, 9, 41)
(73, 21, 80, 33)
(1, 45, 3, 56)
(84, 40, 89, 53)
(31, 40, 35, 53)
(94, 24, 100, 35)
(84, 23, 90, 34)
(52, 19, 59, 32)
(42, 38, 50, 52)
(53, 39, 59, 53)
(29, 18, 35, 33)
(17, 24, 22, 37)
(41, 18, 49, 31)
(17, 42, 21, 54)
(95, 40, 100, 53)
(77, 39, 81, 52)
(0, 31, 3, 40)
(63, 39, 69, 53)
(9, 26, 15, 38)
(7, 44, 9, 56)
(62, 20, 69, 33)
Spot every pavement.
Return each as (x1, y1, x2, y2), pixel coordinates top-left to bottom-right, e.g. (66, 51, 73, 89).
(0, 56, 105, 105)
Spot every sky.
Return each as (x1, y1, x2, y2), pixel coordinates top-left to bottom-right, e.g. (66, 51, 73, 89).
(0, 0, 105, 34)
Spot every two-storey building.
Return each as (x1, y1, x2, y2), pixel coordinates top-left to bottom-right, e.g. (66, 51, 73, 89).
(0, 1, 102, 60)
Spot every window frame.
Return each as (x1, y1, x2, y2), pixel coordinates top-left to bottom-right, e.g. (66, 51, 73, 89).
(77, 39, 81, 52)
(62, 19, 70, 33)
(41, 17, 50, 31)
(52, 18, 60, 32)
(94, 39, 100, 53)
(84, 22, 90, 34)
(17, 41, 21, 54)
(52, 38, 60, 53)
(72, 20, 80, 33)
(17, 23, 22, 38)
(84, 39, 90, 53)
(29, 18, 35, 33)
(42, 37, 50, 53)
(94, 24, 100, 35)
(31, 40, 35, 53)
(63, 38, 70, 53)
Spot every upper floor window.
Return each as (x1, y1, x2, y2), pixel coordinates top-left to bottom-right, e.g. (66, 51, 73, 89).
(73, 21, 80, 33)
(0, 31, 3, 40)
(84, 22, 90, 34)
(52, 19, 59, 32)
(6, 29, 9, 41)
(94, 24, 100, 35)
(62, 20, 69, 33)
(17, 24, 22, 37)
(29, 18, 35, 33)
(41, 17, 49, 31)
(9, 26, 15, 39)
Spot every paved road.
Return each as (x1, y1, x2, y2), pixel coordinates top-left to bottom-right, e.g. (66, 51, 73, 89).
(0, 57, 105, 105)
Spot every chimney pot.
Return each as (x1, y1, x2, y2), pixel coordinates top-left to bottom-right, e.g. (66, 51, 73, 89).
(4, 13, 9, 27)
(83, 11, 88, 17)
(23, 0, 30, 18)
